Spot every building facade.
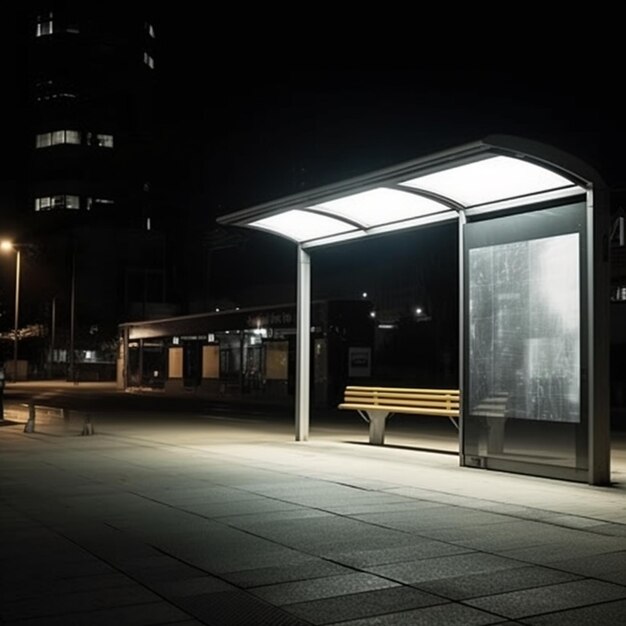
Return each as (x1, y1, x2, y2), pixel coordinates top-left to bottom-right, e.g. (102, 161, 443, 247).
(0, 4, 178, 378)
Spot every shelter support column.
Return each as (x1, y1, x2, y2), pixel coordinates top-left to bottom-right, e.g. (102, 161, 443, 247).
(588, 189, 610, 485)
(296, 246, 311, 441)
(458, 209, 466, 466)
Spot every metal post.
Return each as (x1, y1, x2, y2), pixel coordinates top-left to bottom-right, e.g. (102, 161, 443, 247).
(138, 339, 144, 387)
(69, 246, 76, 382)
(13, 249, 21, 381)
(458, 210, 466, 465)
(49, 296, 56, 378)
(295, 246, 311, 441)
(122, 326, 129, 390)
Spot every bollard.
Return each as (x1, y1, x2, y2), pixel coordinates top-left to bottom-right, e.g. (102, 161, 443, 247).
(24, 403, 36, 433)
(0, 367, 5, 421)
(81, 414, 94, 436)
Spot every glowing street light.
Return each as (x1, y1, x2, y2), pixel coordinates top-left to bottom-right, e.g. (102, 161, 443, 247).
(1, 240, 22, 381)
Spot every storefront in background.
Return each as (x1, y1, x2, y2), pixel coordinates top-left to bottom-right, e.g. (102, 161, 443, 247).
(118, 300, 374, 407)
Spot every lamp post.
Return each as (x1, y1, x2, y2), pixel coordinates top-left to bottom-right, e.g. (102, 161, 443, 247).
(1, 241, 21, 381)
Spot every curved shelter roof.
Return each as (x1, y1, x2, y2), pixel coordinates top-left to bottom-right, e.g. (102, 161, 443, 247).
(218, 135, 604, 247)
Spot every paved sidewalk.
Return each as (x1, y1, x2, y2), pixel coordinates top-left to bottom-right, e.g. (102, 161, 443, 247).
(2, 412, 626, 625)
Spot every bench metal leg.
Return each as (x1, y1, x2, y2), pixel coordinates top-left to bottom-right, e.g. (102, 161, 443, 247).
(367, 410, 390, 445)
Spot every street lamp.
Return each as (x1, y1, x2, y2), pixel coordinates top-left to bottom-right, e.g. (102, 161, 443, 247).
(1, 240, 21, 381)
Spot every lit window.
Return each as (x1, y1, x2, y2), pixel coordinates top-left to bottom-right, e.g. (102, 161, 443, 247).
(66, 195, 80, 209)
(35, 197, 51, 211)
(37, 92, 78, 102)
(65, 130, 81, 144)
(34, 195, 80, 211)
(143, 52, 155, 69)
(86, 197, 115, 210)
(36, 13, 53, 37)
(36, 132, 51, 148)
(36, 130, 82, 147)
(96, 134, 114, 148)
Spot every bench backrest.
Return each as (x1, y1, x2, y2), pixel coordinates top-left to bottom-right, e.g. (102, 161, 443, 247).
(343, 386, 460, 412)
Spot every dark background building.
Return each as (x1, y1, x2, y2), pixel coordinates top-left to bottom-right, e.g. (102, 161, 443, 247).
(1, 3, 179, 378)
(2, 6, 626, 404)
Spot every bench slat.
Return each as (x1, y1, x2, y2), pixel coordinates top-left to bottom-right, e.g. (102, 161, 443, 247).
(345, 392, 458, 402)
(344, 397, 459, 410)
(345, 386, 458, 394)
(338, 403, 459, 417)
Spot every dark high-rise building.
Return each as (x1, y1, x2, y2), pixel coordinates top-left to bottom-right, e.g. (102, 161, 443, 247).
(0, 3, 179, 379)
(26, 2, 156, 225)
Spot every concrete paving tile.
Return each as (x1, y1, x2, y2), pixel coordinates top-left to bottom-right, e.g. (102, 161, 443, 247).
(367, 553, 522, 584)
(224, 559, 354, 587)
(139, 486, 263, 505)
(179, 497, 302, 518)
(2, 557, 116, 580)
(499, 536, 626, 564)
(174, 542, 314, 574)
(465, 579, 626, 619)
(330, 540, 473, 568)
(150, 574, 237, 597)
(177, 590, 309, 625)
(124, 561, 213, 583)
(1, 584, 167, 621)
(549, 550, 626, 576)
(156, 619, 206, 626)
(228, 515, 407, 551)
(594, 569, 626, 585)
(220, 508, 332, 528)
(418, 523, 567, 552)
(330, 501, 445, 516)
(2, 573, 137, 602)
(586, 523, 626, 537)
(350, 509, 516, 533)
(326, 602, 502, 625)
(4, 601, 192, 625)
(412, 565, 581, 600)
(285, 586, 444, 624)
(251, 572, 400, 605)
(547, 514, 612, 529)
(524, 598, 626, 625)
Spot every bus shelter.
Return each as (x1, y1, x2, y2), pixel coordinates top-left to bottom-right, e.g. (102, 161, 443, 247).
(218, 136, 610, 485)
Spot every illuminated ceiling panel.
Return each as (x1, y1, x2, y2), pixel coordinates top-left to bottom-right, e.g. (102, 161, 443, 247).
(250, 209, 357, 243)
(219, 137, 597, 248)
(399, 156, 577, 206)
(310, 187, 450, 228)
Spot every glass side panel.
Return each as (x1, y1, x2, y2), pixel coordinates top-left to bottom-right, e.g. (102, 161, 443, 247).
(463, 203, 588, 479)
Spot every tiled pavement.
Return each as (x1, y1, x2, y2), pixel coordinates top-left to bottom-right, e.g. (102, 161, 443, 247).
(2, 411, 626, 625)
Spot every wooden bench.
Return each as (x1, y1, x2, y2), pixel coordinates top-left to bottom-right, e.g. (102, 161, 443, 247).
(338, 386, 460, 445)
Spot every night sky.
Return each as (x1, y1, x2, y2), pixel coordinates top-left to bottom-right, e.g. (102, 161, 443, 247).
(149, 18, 626, 224)
(2, 8, 626, 313)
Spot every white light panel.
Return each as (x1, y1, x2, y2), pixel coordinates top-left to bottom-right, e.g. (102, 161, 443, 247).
(400, 156, 577, 206)
(310, 187, 449, 227)
(250, 209, 357, 242)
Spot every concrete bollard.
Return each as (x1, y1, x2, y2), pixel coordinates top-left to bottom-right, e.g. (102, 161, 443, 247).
(81, 414, 94, 436)
(24, 403, 36, 433)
